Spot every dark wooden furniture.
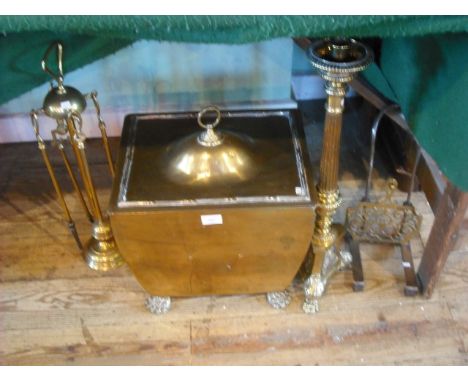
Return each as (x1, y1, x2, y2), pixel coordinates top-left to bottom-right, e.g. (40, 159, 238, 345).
(418, 183, 468, 297)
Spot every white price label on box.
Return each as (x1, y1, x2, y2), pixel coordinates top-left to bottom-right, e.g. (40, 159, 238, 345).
(200, 214, 223, 226)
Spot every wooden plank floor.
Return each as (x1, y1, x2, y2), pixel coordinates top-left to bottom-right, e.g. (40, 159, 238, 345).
(1, 105, 467, 365)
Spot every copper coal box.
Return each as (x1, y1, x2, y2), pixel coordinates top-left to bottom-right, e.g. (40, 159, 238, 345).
(108, 107, 316, 309)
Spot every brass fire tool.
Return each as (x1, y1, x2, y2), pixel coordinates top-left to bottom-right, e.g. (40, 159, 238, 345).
(345, 104, 422, 295)
(303, 38, 373, 314)
(30, 42, 124, 271)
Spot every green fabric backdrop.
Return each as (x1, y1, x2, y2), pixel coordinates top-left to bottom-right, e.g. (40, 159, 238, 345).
(0, 16, 467, 190)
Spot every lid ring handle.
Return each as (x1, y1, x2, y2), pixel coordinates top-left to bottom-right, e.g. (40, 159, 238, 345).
(197, 106, 221, 130)
(197, 106, 223, 147)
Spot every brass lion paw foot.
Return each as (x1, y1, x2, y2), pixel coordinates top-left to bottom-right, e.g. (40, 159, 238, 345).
(266, 290, 292, 309)
(145, 295, 171, 315)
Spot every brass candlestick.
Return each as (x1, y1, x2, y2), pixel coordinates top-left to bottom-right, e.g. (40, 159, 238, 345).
(303, 38, 373, 313)
(30, 42, 124, 271)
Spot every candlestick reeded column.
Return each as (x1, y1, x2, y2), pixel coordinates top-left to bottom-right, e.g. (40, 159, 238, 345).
(303, 38, 373, 313)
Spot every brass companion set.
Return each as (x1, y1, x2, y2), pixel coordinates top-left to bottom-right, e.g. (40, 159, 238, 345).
(29, 39, 422, 314)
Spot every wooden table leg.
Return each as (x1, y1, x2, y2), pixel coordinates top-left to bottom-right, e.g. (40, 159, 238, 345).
(417, 182, 468, 297)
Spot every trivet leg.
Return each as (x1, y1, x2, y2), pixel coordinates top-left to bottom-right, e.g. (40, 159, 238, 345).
(145, 296, 172, 314)
(347, 234, 364, 292)
(400, 243, 419, 296)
